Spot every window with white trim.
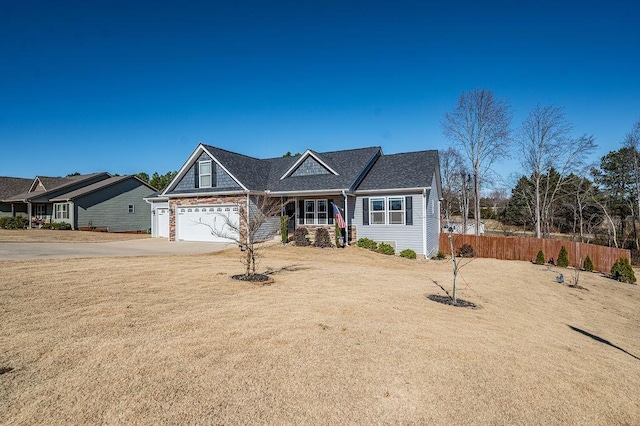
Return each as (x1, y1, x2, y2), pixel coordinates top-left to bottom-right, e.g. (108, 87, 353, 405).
(388, 197, 405, 224)
(304, 199, 329, 225)
(199, 160, 212, 188)
(369, 197, 406, 225)
(54, 203, 69, 219)
(370, 198, 385, 224)
(128, 204, 135, 213)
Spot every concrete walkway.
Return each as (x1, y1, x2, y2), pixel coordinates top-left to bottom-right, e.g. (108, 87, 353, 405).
(0, 238, 233, 260)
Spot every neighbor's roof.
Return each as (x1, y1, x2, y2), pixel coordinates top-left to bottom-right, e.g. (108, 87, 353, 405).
(356, 150, 440, 191)
(0, 176, 33, 199)
(50, 175, 155, 201)
(4, 173, 111, 202)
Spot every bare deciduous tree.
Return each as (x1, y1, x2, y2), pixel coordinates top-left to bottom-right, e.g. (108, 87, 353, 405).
(517, 104, 597, 238)
(443, 89, 512, 235)
(203, 195, 289, 278)
(439, 147, 471, 231)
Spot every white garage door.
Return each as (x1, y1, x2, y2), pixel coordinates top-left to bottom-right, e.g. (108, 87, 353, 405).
(176, 204, 239, 242)
(157, 208, 169, 238)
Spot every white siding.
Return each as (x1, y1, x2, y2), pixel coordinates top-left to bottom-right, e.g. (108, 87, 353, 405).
(353, 192, 424, 255)
(425, 174, 441, 257)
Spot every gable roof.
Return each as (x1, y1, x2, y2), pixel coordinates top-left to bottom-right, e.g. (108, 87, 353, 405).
(164, 144, 440, 195)
(3, 173, 111, 202)
(0, 176, 33, 200)
(356, 150, 440, 191)
(50, 176, 156, 201)
(264, 146, 381, 193)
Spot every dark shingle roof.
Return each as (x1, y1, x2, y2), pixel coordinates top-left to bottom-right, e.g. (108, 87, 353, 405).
(356, 150, 440, 191)
(50, 176, 154, 201)
(203, 145, 272, 190)
(0, 177, 32, 199)
(4, 173, 111, 202)
(264, 147, 381, 192)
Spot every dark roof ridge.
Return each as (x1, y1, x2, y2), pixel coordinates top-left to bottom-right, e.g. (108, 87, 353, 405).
(201, 144, 261, 161)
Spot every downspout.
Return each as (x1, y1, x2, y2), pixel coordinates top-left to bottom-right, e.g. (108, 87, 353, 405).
(246, 192, 251, 247)
(422, 188, 428, 259)
(341, 190, 349, 245)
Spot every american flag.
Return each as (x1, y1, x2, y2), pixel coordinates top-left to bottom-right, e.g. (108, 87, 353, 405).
(332, 202, 346, 228)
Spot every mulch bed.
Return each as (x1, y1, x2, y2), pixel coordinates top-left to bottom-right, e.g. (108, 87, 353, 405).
(231, 274, 274, 285)
(427, 294, 478, 309)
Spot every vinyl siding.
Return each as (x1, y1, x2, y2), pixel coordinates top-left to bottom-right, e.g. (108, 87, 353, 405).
(74, 179, 154, 232)
(353, 192, 424, 255)
(425, 174, 441, 257)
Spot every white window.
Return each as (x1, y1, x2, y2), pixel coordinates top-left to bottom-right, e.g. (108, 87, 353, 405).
(54, 203, 69, 219)
(304, 199, 329, 225)
(128, 204, 135, 213)
(369, 197, 405, 225)
(199, 160, 212, 188)
(370, 198, 385, 224)
(388, 197, 405, 225)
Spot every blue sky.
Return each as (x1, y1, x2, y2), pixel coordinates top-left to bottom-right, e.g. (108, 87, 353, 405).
(1, 1, 639, 188)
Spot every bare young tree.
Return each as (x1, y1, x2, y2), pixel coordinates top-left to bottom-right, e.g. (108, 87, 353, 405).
(517, 104, 597, 238)
(443, 89, 512, 235)
(204, 195, 288, 278)
(439, 147, 471, 230)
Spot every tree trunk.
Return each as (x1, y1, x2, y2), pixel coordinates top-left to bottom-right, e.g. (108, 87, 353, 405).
(534, 177, 542, 238)
(474, 173, 481, 235)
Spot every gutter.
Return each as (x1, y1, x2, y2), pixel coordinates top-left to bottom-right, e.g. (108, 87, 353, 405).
(355, 186, 431, 195)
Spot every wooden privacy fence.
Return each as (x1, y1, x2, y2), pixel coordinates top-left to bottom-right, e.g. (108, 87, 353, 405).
(439, 233, 631, 273)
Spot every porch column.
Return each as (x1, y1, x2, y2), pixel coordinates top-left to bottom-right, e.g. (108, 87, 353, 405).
(27, 202, 32, 229)
(343, 193, 349, 245)
(11, 203, 14, 217)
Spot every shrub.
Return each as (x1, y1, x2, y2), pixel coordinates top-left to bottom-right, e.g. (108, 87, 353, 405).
(434, 250, 447, 260)
(610, 257, 636, 283)
(293, 226, 310, 246)
(457, 244, 475, 258)
(557, 246, 569, 267)
(280, 215, 289, 244)
(357, 238, 377, 250)
(400, 249, 417, 259)
(535, 250, 545, 265)
(314, 227, 332, 248)
(334, 222, 342, 247)
(42, 222, 72, 230)
(0, 216, 28, 229)
(583, 255, 594, 272)
(377, 242, 395, 255)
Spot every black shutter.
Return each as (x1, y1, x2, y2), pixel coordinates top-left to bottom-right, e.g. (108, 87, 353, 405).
(328, 199, 334, 225)
(363, 198, 369, 225)
(298, 200, 304, 225)
(194, 162, 199, 188)
(406, 196, 413, 225)
(211, 162, 217, 188)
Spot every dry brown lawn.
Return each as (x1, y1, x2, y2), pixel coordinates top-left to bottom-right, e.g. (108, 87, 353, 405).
(0, 229, 149, 243)
(1, 245, 639, 425)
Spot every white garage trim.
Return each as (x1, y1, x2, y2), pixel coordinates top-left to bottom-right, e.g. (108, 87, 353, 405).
(176, 204, 239, 242)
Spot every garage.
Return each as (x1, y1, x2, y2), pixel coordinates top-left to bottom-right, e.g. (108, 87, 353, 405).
(176, 204, 239, 242)
(156, 208, 169, 238)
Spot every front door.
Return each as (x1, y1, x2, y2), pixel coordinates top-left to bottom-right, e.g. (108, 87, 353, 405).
(35, 204, 46, 220)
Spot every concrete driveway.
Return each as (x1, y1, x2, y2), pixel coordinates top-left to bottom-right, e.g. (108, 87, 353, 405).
(0, 239, 233, 260)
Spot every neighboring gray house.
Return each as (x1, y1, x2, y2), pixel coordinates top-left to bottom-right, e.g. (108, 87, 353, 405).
(148, 143, 442, 257)
(0, 176, 32, 218)
(1, 173, 155, 232)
